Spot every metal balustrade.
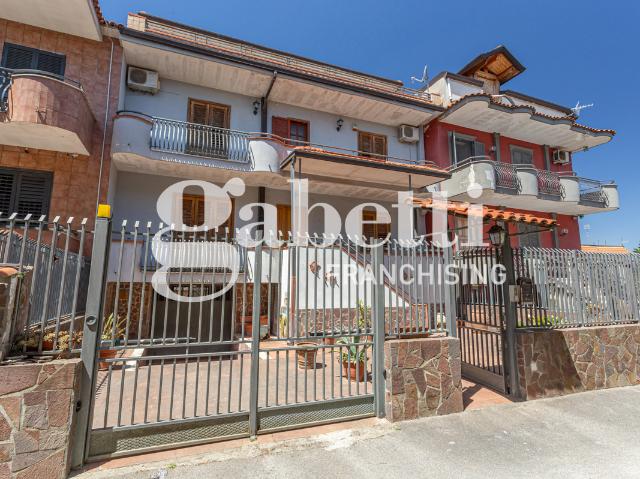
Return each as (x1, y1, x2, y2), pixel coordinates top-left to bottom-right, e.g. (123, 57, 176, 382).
(150, 117, 253, 163)
(536, 169, 564, 198)
(0, 68, 12, 113)
(578, 177, 609, 206)
(493, 162, 522, 192)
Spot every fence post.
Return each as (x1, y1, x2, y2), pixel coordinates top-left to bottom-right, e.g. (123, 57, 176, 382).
(372, 244, 386, 418)
(443, 245, 457, 338)
(72, 210, 112, 467)
(571, 250, 585, 326)
(500, 235, 521, 399)
(249, 243, 263, 437)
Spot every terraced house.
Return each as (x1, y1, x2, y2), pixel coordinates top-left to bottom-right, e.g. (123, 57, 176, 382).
(0, 3, 634, 478)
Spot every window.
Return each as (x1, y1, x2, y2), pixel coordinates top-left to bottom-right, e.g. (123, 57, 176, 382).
(0, 168, 53, 218)
(510, 146, 533, 165)
(517, 223, 540, 247)
(1, 43, 66, 76)
(454, 216, 468, 246)
(272, 117, 309, 145)
(358, 131, 387, 158)
(181, 194, 234, 236)
(362, 209, 391, 241)
(276, 204, 291, 240)
(186, 99, 230, 156)
(448, 132, 485, 166)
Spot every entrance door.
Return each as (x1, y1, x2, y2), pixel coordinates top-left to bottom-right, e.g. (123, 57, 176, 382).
(456, 248, 507, 392)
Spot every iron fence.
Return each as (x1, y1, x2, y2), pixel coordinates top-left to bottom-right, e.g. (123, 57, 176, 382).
(514, 248, 640, 328)
(0, 214, 91, 354)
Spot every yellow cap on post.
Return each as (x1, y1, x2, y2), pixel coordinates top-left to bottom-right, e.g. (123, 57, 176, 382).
(97, 204, 111, 219)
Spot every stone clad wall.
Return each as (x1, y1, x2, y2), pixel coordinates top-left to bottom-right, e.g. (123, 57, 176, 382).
(516, 325, 640, 400)
(0, 359, 81, 479)
(384, 337, 463, 421)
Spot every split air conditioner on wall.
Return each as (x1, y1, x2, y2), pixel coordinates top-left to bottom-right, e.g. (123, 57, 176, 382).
(398, 125, 419, 143)
(127, 67, 160, 94)
(553, 150, 571, 165)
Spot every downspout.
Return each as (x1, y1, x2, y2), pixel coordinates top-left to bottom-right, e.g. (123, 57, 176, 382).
(258, 72, 277, 235)
(95, 36, 115, 215)
(493, 132, 501, 162)
(544, 144, 560, 248)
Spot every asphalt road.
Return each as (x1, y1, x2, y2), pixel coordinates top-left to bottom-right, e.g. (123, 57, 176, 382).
(78, 385, 640, 479)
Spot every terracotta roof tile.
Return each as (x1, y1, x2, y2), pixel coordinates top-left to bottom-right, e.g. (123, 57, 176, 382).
(413, 198, 557, 226)
(581, 245, 629, 254)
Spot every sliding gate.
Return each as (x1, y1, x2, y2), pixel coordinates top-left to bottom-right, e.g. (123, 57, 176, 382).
(456, 248, 508, 393)
(82, 220, 381, 460)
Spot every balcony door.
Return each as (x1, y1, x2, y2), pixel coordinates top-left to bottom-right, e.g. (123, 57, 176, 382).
(186, 99, 230, 158)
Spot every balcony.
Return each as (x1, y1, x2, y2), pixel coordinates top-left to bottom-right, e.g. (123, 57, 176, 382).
(112, 112, 450, 200)
(437, 157, 618, 215)
(0, 68, 96, 155)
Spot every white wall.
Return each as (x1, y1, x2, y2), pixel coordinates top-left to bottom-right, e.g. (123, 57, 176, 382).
(124, 78, 262, 132)
(268, 101, 421, 163)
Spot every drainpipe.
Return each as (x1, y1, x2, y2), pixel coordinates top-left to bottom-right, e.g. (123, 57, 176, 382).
(258, 72, 278, 235)
(544, 145, 560, 248)
(95, 37, 115, 216)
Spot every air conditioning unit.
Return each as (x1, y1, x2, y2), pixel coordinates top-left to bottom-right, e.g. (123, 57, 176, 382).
(127, 67, 160, 94)
(398, 125, 419, 143)
(553, 150, 570, 165)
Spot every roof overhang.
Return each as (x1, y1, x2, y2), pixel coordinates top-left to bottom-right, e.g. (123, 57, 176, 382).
(439, 95, 614, 152)
(120, 31, 440, 127)
(1, 0, 102, 41)
(458, 46, 525, 84)
(281, 149, 450, 191)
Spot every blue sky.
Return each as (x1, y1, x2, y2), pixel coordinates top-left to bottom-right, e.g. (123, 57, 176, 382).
(102, 0, 640, 248)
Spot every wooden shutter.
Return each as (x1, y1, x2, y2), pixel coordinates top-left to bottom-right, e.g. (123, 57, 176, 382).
(272, 116, 290, 141)
(358, 132, 387, 158)
(373, 135, 387, 156)
(362, 210, 390, 241)
(189, 100, 210, 125)
(188, 100, 229, 128)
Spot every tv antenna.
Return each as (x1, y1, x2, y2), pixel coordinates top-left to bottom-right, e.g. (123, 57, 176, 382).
(411, 65, 429, 86)
(571, 101, 594, 116)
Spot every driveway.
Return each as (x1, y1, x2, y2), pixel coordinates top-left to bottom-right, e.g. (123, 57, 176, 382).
(76, 385, 640, 479)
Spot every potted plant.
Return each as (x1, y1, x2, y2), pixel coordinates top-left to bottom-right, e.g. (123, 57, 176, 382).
(99, 313, 126, 370)
(337, 336, 368, 382)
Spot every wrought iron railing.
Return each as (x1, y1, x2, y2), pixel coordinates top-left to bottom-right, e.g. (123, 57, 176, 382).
(0, 67, 12, 113)
(535, 169, 564, 198)
(493, 162, 521, 192)
(150, 117, 253, 163)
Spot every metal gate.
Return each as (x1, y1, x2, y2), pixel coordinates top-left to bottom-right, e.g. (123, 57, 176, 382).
(455, 247, 508, 393)
(78, 218, 385, 461)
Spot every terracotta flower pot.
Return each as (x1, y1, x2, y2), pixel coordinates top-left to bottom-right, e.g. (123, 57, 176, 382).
(98, 348, 118, 371)
(239, 315, 269, 338)
(296, 342, 318, 369)
(342, 360, 366, 382)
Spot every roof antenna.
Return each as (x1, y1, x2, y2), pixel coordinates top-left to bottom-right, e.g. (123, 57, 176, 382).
(411, 65, 429, 86)
(571, 101, 594, 117)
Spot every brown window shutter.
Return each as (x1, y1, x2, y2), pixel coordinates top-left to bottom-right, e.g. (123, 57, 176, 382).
(209, 105, 228, 128)
(276, 204, 291, 240)
(362, 210, 377, 240)
(358, 132, 371, 154)
(188, 100, 209, 125)
(272, 116, 290, 141)
(182, 195, 198, 226)
(373, 136, 387, 157)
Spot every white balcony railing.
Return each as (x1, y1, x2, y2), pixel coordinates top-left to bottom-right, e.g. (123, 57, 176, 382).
(150, 117, 253, 163)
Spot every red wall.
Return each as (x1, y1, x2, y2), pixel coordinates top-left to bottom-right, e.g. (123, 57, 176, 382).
(424, 120, 582, 248)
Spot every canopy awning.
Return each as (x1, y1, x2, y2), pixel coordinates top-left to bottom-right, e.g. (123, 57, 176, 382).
(413, 198, 557, 227)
